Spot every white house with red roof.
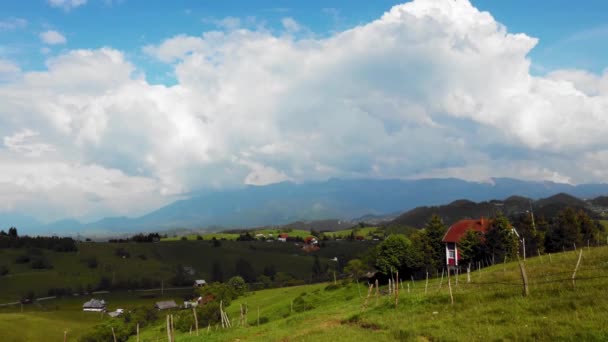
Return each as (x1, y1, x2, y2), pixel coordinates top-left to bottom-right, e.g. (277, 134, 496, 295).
(442, 218, 491, 267)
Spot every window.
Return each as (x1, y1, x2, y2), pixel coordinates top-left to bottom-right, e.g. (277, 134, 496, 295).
(448, 250, 455, 259)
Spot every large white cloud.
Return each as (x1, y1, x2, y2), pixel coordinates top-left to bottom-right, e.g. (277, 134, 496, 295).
(1, 0, 608, 221)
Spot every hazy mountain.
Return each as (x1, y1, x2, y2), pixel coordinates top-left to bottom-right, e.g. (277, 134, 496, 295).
(8, 177, 608, 235)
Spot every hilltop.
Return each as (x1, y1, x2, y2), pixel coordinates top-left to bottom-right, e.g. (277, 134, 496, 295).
(388, 192, 604, 228)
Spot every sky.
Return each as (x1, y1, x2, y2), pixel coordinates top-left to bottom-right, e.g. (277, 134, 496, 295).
(1, 0, 608, 222)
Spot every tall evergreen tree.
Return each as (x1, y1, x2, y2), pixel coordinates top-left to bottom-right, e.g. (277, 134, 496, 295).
(458, 229, 485, 266)
(424, 214, 448, 270)
(485, 212, 519, 262)
(235, 257, 256, 283)
(211, 261, 224, 283)
(545, 207, 581, 252)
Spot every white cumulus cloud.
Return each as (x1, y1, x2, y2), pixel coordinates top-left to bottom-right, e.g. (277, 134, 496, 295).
(47, 0, 87, 10)
(2, 0, 608, 221)
(40, 30, 67, 45)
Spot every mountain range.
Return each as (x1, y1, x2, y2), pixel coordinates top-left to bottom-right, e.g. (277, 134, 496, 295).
(3, 178, 608, 236)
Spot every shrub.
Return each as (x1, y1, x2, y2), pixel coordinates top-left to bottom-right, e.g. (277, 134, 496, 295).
(86, 257, 98, 269)
(14, 254, 30, 264)
(292, 295, 315, 312)
(30, 256, 53, 269)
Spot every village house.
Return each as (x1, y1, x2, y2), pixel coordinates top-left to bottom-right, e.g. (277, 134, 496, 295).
(442, 217, 519, 268)
(82, 298, 107, 312)
(442, 218, 491, 267)
(193, 279, 207, 287)
(278, 233, 288, 242)
(154, 300, 178, 311)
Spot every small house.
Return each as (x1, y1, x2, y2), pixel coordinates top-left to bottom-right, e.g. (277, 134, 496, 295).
(278, 233, 288, 242)
(304, 236, 318, 245)
(193, 279, 207, 287)
(442, 218, 491, 267)
(108, 308, 124, 317)
(83, 299, 107, 312)
(155, 300, 178, 310)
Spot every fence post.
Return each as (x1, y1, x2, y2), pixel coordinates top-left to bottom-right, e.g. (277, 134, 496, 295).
(395, 271, 399, 308)
(467, 264, 471, 283)
(111, 327, 117, 342)
(166, 315, 172, 342)
(447, 268, 454, 305)
(572, 249, 583, 289)
(425, 271, 429, 295)
(518, 258, 529, 297)
(193, 307, 199, 336)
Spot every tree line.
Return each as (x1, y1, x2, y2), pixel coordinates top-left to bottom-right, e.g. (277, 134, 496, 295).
(346, 207, 605, 280)
(0, 227, 77, 251)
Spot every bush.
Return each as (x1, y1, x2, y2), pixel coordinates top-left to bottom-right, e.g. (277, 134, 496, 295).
(0, 265, 8, 276)
(14, 254, 30, 264)
(30, 256, 53, 269)
(292, 295, 315, 312)
(86, 257, 98, 269)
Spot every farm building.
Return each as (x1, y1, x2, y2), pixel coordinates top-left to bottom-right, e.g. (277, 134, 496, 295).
(155, 300, 178, 310)
(442, 218, 491, 267)
(442, 217, 519, 267)
(82, 299, 106, 312)
(278, 233, 288, 242)
(193, 279, 207, 287)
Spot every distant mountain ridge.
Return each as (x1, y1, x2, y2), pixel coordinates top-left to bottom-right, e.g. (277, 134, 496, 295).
(388, 192, 602, 228)
(4, 177, 608, 236)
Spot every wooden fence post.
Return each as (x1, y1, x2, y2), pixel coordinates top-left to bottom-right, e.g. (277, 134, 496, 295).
(193, 307, 199, 336)
(424, 271, 429, 295)
(447, 268, 454, 305)
(395, 271, 399, 308)
(111, 327, 117, 342)
(362, 283, 373, 309)
(166, 315, 172, 342)
(518, 259, 529, 297)
(170, 314, 175, 342)
(572, 249, 583, 289)
(467, 264, 471, 284)
(136, 323, 139, 342)
(375, 279, 379, 306)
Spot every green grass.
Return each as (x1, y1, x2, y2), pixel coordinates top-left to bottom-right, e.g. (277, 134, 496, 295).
(137, 246, 608, 341)
(0, 240, 372, 303)
(163, 229, 315, 241)
(0, 289, 191, 342)
(323, 227, 380, 240)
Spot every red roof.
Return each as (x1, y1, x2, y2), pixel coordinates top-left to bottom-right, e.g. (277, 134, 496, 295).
(279, 233, 289, 238)
(442, 218, 491, 243)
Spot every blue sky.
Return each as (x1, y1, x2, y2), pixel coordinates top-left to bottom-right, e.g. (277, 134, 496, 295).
(2, 0, 608, 79)
(1, 0, 608, 221)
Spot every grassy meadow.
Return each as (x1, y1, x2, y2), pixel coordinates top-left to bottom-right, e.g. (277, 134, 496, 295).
(0, 240, 374, 303)
(134, 246, 608, 341)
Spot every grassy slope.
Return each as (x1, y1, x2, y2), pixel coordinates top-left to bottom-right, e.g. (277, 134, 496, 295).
(0, 290, 191, 342)
(162, 229, 314, 241)
(323, 227, 379, 239)
(138, 246, 608, 341)
(0, 240, 373, 303)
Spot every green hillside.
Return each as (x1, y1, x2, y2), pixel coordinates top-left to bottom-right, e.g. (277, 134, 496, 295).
(0, 240, 373, 303)
(133, 246, 608, 341)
